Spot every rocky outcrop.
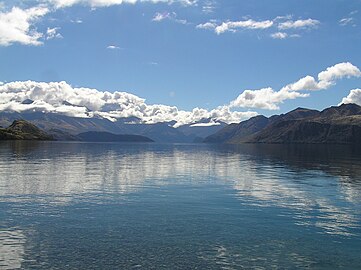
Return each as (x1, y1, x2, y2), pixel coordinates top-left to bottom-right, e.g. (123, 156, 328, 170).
(0, 120, 53, 140)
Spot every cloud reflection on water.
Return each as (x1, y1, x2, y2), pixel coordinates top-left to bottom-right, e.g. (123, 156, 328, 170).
(0, 141, 360, 238)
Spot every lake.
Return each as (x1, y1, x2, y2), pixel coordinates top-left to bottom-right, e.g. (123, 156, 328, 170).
(0, 141, 361, 269)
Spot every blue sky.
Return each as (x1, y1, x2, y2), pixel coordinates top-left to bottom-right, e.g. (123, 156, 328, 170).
(0, 0, 360, 125)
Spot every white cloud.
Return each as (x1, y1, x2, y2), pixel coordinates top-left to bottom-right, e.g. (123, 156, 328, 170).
(270, 32, 288, 39)
(230, 87, 309, 110)
(152, 12, 187, 24)
(270, 32, 300, 39)
(45, 0, 197, 8)
(190, 122, 220, 127)
(273, 15, 293, 21)
(106, 45, 120, 49)
(0, 6, 49, 46)
(339, 10, 358, 27)
(318, 62, 361, 83)
(196, 21, 217, 30)
(152, 12, 170, 22)
(282, 62, 361, 92)
(230, 62, 361, 110)
(198, 16, 320, 37)
(214, 19, 274, 34)
(71, 19, 83, 23)
(341, 89, 361, 105)
(0, 63, 358, 125)
(0, 80, 257, 126)
(339, 17, 354, 26)
(197, 19, 274, 34)
(46, 27, 63, 39)
(278, 18, 319, 30)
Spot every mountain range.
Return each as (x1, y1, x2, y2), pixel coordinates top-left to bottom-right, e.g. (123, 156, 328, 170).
(205, 103, 361, 144)
(0, 111, 226, 143)
(2, 103, 361, 144)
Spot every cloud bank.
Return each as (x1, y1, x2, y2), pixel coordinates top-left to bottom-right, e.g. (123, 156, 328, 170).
(0, 62, 359, 125)
(0, 80, 258, 127)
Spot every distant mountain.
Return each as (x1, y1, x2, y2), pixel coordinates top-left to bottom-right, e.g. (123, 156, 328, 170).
(204, 104, 361, 145)
(177, 119, 227, 142)
(0, 120, 53, 140)
(0, 112, 121, 134)
(204, 115, 270, 143)
(0, 112, 223, 143)
(77, 131, 153, 142)
(124, 122, 192, 143)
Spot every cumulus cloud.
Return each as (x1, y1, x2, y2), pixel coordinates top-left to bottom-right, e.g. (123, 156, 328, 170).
(230, 88, 308, 110)
(318, 62, 361, 84)
(230, 62, 361, 110)
(278, 18, 320, 30)
(0, 6, 49, 46)
(341, 89, 361, 105)
(0, 80, 257, 126)
(282, 62, 361, 92)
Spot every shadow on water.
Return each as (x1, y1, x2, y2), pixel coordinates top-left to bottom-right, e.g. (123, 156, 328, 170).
(221, 143, 361, 182)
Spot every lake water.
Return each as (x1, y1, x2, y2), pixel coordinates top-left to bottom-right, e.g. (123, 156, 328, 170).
(0, 141, 361, 269)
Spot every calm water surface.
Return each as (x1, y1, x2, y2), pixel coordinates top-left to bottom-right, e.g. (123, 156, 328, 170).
(0, 141, 361, 269)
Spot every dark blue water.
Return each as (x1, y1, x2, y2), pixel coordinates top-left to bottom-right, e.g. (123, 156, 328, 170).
(0, 141, 361, 269)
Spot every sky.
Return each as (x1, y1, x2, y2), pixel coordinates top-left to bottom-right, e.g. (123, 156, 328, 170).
(0, 0, 361, 125)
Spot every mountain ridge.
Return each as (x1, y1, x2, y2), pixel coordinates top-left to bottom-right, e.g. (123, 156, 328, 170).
(205, 103, 361, 145)
(0, 112, 225, 143)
